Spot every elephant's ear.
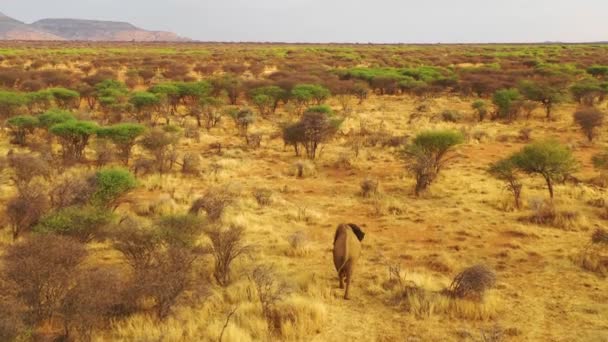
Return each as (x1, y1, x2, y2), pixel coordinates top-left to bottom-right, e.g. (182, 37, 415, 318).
(348, 223, 366, 242)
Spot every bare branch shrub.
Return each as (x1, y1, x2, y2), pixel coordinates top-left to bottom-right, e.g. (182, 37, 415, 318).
(250, 265, 289, 335)
(253, 188, 273, 207)
(189, 185, 237, 221)
(205, 224, 251, 286)
(449, 265, 496, 301)
(360, 178, 379, 197)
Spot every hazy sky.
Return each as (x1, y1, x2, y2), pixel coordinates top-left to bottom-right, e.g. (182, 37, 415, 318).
(2, 0, 606, 43)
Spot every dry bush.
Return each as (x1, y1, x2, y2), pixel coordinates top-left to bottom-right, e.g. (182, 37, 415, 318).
(390, 271, 499, 320)
(518, 128, 533, 141)
(252, 188, 273, 207)
(205, 224, 251, 286)
(574, 229, 608, 277)
(6, 183, 49, 240)
(134, 247, 199, 319)
(449, 265, 496, 301)
(3, 235, 87, 323)
(0, 280, 25, 342)
(189, 185, 238, 221)
(525, 199, 584, 230)
(246, 133, 263, 149)
(290, 160, 316, 178)
(181, 152, 203, 175)
(93, 138, 115, 167)
(360, 178, 379, 197)
(250, 265, 289, 335)
(59, 267, 126, 341)
(286, 230, 311, 257)
(7, 152, 52, 188)
(132, 157, 156, 176)
(49, 173, 97, 209)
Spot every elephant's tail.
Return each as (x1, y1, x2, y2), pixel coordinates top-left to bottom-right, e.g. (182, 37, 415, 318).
(336, 235, 348, 275)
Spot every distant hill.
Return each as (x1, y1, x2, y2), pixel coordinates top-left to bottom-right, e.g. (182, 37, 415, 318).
(0, 12, 64, 40)
(0, 12, 189, 41)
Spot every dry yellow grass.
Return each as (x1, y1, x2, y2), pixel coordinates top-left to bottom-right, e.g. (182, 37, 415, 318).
(2, 94, 608, 341)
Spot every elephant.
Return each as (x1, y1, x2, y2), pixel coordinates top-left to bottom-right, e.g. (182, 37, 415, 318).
(333, 223, 365, 299)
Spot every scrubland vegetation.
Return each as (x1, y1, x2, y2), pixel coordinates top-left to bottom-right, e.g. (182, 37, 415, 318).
(0, 42, 607, 341)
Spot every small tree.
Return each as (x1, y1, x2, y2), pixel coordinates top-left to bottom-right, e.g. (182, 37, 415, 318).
(6, 185, 49, 240)
(511, 140, 578, 198)
(284, 105, 342, 159)
(489, 157, 523, 209)
(403, 130, 464, 196)
(50, 120, 98, 163)
(250, 86, 286, 117)
(228, 107, 255, 138)
(139, 126, 180, 175)
(471, 100, 488, 122)
(573, 107, 605, 142)
(6, 115, 38, 145)
(492, 88, 521, 121)
(197, 96, 224, 130)
(291, 84, 331, 113)
(3, 235, 86, 323)
(205, 224, 251, 286)
(518, 81, 565, 120)
(570, 78, 607, 106)
(96, 123, 146, 165)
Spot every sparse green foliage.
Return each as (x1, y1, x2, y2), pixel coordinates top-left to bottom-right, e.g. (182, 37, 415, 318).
(471, 100, 488, 122)
(489, 157, 522, 209)
(511, 140, 578, 198)
(518, 81, 565, 120)
(7, 115, 38, 145)
(492, 88, 521, 121)
(96, 123, 146, 164)
(33, 206, 113, 242)
(50, 120, 98, 163)
(403, 130, 464, 196)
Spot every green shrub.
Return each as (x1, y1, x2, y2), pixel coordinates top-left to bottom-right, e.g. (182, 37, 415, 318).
(91, 168, 137, 209)
(34, 206, 113, 242)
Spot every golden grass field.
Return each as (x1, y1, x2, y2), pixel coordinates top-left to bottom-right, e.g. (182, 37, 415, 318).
(4, 91, 607, 341)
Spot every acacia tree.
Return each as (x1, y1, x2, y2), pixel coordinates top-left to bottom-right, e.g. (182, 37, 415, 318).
(570, 78, 607, 106)
(511, 140, 578, 199)
(139, 126, 180, 175)
(48, 88, 80, 110)
(282, 105, 342, 159)
(96, 123, 146, 165)
(197, 96, 224, 130)
(249, 86, 286, 117)
(489, 157, 523, 209)
(471, 100, 488, 122)
(573, 107, 605, 142)
(129, 91, 160, 123)
(50, 121, 98, 163)
(291, 84, 331, 114)
(6, 115, 38, 145)
(403, 130, 464, 196)
(0, 91, 27, 120)
(492, 88, 521, 121)
(518, 81, 565, 120)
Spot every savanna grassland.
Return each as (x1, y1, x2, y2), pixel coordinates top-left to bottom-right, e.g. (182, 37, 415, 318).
(0, 42, 607, 342)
